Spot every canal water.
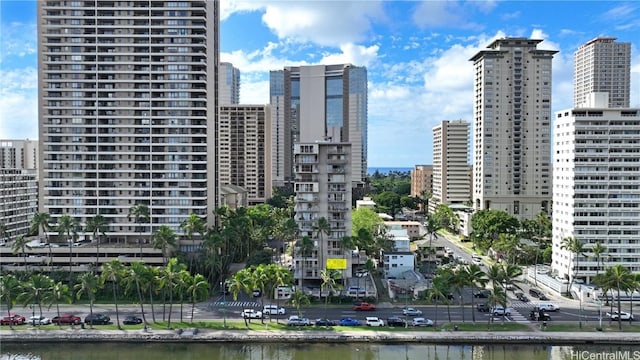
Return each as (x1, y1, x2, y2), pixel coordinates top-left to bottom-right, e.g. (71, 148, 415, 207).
(2, 342, 640, 360)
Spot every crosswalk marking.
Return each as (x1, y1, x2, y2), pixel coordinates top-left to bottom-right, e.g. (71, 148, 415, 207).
(210, 301, 258, 309)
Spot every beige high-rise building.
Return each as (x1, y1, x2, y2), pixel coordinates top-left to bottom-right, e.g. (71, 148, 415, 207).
(270, 64, 367, 188)
(1, 140, 38, 170)
(293, 141, 352, 289)
(218, 105, 272, 206)
(431, 120, 470, 212)
(38, 1, 220, 243)
(574, 37, 631, 108)
(219, 62, 240, 105)
(410, 165, 433, 198)
(470, 38, 556, 219)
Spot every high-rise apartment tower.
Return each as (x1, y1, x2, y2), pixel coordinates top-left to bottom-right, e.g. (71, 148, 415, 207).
(574, 37, 631, 108)
(470, 38, 556, 219)
(269, 64, 367, 188)
(219, 62, 240, 105)
(38, 0, 220, 243)
(431, 120, 470, 212)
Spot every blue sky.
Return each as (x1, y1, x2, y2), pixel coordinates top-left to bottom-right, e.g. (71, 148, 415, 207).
(1, 1, 639, 167)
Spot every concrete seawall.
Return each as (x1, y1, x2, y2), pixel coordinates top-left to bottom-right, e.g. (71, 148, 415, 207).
(2, 329, 640, 345)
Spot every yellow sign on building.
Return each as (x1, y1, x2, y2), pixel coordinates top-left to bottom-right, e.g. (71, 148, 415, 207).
(326, 258, 347, 270)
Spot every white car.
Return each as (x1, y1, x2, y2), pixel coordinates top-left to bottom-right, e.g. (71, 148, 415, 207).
(29, 315, 51, 325)
(287, 315, 311, 326)
(402, 307, 423, 316)
(411, 317, 434, 327)
(606, 311, 634, 321)
(262, 305, 286, 315)
(241, 309, 263, 319)
(491, 306, 513, 317)
(365, 317, 385, 327)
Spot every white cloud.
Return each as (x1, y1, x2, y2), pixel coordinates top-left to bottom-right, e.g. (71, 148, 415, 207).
(0, 21, 37, 64)
(319, 43, 380, 68)
(0, 67, 38, 139)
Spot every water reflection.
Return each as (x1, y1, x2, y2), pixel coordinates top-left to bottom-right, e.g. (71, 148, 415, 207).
(2, 342, 639, 360)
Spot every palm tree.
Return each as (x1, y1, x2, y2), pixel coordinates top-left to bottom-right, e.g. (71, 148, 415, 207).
(295, 236, 314, 291)
(124, 261, 151, 328)
(228, 269, 254, 328)
(560, 236, 586, 295)
(147, 266, 161, 324)
(338, 236, 354, 287)
(57, 214, 79, 287)
(320, 269, 340, 321)
(451, 268, 470, 323)
(465, 263, 488, 323)
(74, 272, 100, 329)
(595, 265, 634, 331)
(47, 281, 72, 328)
(101, 259, 125, 329)
(30, 212, 53, 268)
(128, 203, 150, 258)
(176, 269, 192, 323)
(263, 264, 292, 324)
(17, 274, 53, 327)
(12, 235, 30, 269)
(289, 290, 310, 318)
(485, 264, 505, 323)
(0, 223, 9, 245)
(590, 241, 608, 281)
(428, 275, 449, 328)
(85, 214, 110, 271)
(187, 273, 209, 323)
(181, 213, 206, 271)
(0, 274, 22, 330)
(160, 258, 184, 329)
(152, 225, 177, 265)
(314, 217, 331, 246)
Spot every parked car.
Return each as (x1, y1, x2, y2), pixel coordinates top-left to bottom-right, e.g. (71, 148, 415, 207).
(402, 307, 423, 316)
(365, 317, 385, 327)
(339, 317, 360, 326)
(286, 315, 311, 326)
(314, 318, 336, 327)
(386, 316, 407, 327)
(353, 302, 376, 311)
(473, 290, 492, 298)
(252, 289, 262, 297)
(411, 317, 434, 327)
(241, 309, 263, 319)
(606, 311, 634, 321)
(491, 306, 513, 317)
(476, 303, 490, 312)
(51, 313, 82, 325)
(123, 316, 143, 325)
(262, 305, 286, 315)
(529, 288, 548, 300)
(28, 315, 51, 325)
(1, 314, 26, 326)
(85, 313, 111, 325)
(515, 292, 530, 302)
(355, 269, 369, 278)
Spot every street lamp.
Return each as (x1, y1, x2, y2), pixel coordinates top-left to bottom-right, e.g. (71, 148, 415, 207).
(220, 281, 227, 328)
(578, 284, 583, 329)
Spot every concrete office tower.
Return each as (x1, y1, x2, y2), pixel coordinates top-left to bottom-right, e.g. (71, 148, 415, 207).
(0, 139, 38, 170)
(431, 120, 471, 212)
(552, 93, 640, 285)
(411, 164, 433, 197)
(218, 105, 272, 206)
(219, 62, 240, 105)
(574, 37, 631, 108)
(293, 142, 352, 288)
(269, 64, 367, 188)
(470, 38, 556, 219)
(38, 1, 220, 243)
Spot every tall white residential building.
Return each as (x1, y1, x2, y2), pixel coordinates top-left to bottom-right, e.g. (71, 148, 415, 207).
(293, 142, 352, 288)
(270, 64, 367, 188)
(217, 105, 272, 206)
(470, 38, 556, 219)
(431, 120, 470, 212)
(574, 37, 631, 109)
(219, 62, 240, 105)
(1, 140, 39, 242)
(38, 1, 220, 243)
(552, 93, 640, 284)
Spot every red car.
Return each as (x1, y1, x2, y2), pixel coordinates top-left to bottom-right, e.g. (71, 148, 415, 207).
(1, 314, 26, 325)
(51, 313, 82, 325)
(353, 302, 376, 311)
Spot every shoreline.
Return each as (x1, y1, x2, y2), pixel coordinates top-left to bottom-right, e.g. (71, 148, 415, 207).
(2, 328, 640, 345)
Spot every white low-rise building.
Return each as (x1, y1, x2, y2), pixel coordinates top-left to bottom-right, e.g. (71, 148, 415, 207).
(383, 252, 415, 278)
